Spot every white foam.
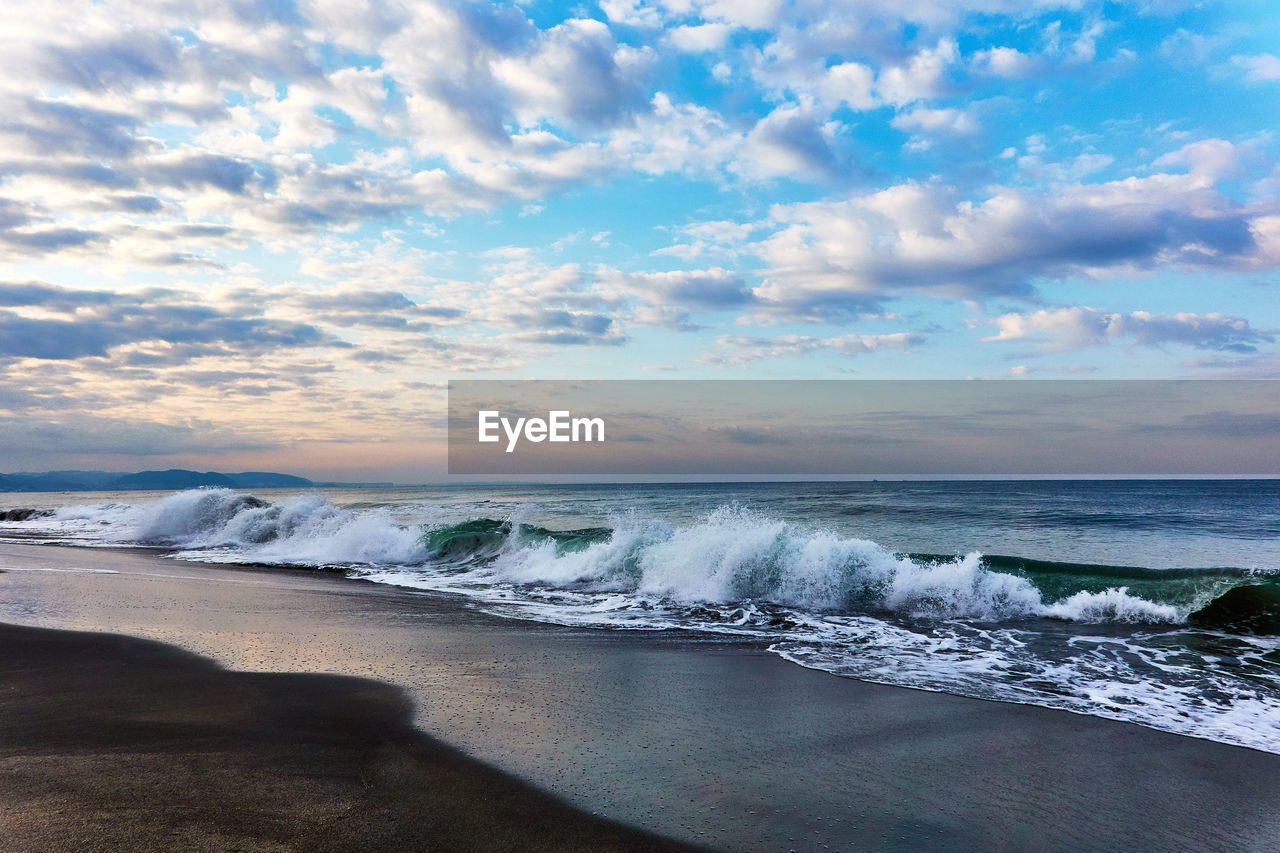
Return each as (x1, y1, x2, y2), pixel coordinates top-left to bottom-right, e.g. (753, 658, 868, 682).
(17, 489, 430, 567)
(9, 489, 1279, 755)
(4, 493, 1186, 624)
(1042, 586, 1181, 623)
(773, 625, 1280, 754)
(483, 505, 1176, 623)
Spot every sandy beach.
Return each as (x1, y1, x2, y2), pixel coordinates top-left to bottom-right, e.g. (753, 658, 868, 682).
(0, 621, 698, 853)
(9, 0, 1280, 848)
(3, 540, 1280, 852)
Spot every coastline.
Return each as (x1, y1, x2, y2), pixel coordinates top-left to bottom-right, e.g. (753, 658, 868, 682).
(3, 540, 1280, 851)
(0, 621, 699, 853)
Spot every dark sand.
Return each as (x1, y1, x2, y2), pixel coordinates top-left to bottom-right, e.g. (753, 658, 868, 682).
(3, 541, 1280, 851)
(0, 621, 696, 852)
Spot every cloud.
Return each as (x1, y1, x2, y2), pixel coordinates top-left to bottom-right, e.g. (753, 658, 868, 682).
(816, 62, 878, 110)
(667, 22, 733, 52)
(291, 289, 460, 330)
(876, 38, 959, 105)
(603, 267, 755, 307)
(493, 18, 654, 130)
(506, 309, 626, 346)
(971, 46, 1042, 78)
(1, 0, 1252, 295)
(890, 107, 978, 136)
(745, 32, 962, 116)
(705, 425, 792, 445)
(0, 0, 695, 279)
(0, 413, 280, 455)
(0, 97, 146, 158)
(598, 0, 665, 28)
(890, 105, 979, 150)
(707, 331, 922, 365)
(0, 0, 1274, 454)
(0, 280, 332, 361)
(739, 140, 1273, 321)
(138, 152, 258, 194)
(1158, 28, 1232, 67)
(1141, 412, 1280, 439)
(416, 259, 759, 345)
(1231, 54, 1280, 83)
(696, 0, 786, 30)
(737, 100, 852, 181)
(652, 219, 760, 260)
(983, 307, 1273, 353)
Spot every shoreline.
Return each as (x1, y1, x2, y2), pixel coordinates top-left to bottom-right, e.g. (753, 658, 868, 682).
(7, 537, 1276, 759)
(0, 621, 700, 853)
(4, 540, 1280, 850)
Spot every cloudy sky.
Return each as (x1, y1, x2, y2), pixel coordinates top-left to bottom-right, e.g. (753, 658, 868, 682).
(1, 0, 1278, 478)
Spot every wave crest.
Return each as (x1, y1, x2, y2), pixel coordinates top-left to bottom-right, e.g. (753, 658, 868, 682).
(2, 489, 1203, 625)
(483, 505, 1174, 623)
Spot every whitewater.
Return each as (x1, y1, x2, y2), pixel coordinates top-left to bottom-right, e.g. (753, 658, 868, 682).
(3, 482, 1279, 754)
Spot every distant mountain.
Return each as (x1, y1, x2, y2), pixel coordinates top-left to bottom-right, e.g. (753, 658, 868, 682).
(12, 470, 125, 490)
(109, 470, 241, 490)
(0, 474, 46, 492)
(0, 469, 324, 492)
(227, 472, 315, 488)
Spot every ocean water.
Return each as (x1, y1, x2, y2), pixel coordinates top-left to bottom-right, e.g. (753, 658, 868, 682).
(3, 480, 1279, 752)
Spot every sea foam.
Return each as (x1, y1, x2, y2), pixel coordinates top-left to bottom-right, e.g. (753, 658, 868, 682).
(5, 488, 1280, 755)
(485, 505, 1173, 623)
(13, 490, 1185, 624)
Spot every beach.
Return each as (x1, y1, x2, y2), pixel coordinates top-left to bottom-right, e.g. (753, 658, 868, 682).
(8, 0, 1280, 848)
(0, 620, 695, 853)
(3, 540, 1280, 852)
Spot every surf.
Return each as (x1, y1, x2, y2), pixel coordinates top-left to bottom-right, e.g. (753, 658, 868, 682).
(5, 486, 1280, 754)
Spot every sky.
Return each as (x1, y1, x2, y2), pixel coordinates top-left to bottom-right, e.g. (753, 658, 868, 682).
(447, 380, 1280, 477)
(1, 0, 1278, 479)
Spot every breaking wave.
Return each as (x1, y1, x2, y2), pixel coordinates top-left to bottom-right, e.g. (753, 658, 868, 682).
(5, 488, 1280, 753)
(3, 489, 1266, 627)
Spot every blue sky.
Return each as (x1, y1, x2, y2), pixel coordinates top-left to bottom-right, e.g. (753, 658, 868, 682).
(0, 0, 1278, 477)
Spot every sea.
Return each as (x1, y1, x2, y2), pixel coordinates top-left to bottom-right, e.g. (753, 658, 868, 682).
(2, 480, 1279, 753)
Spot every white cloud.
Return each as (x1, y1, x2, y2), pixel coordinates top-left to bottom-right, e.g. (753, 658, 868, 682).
(602, 267, 753, 307)
(971, 46, 1041, 78)
(695, 0, 786, 30)
(1158, 28, 1231, 67)
(667, 22, 733, 52)
(736, 100, 849, 181)
(983, 307, 1272, 352)
(707, 331, 921, 365)
(817, 62, 877, 111)
(0, 0, 1276, 409)
(607, 93, 743, 177)
(492, 19, 654, 130)
(598, 0, 665, 28)
(876, 38, 959, 105)
(890, 106, 979, 135)
(1231, 54, 1280, 83)
(737, 141, 1275, 322)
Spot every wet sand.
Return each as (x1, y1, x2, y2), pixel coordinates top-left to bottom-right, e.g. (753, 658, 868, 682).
(2, 541, 1280, 851)
(0, 621, 698, 853)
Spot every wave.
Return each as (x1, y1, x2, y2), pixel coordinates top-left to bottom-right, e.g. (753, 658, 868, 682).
(5, 487, 1280, 753)
(409, 507, 1280, 627)
(1188, 584, 1280, 635)
(3, 489, 1275, 633)
(472, 507, 1183, 623)
(131, 489, 431, 565)
(8, 489, 1269, 628)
